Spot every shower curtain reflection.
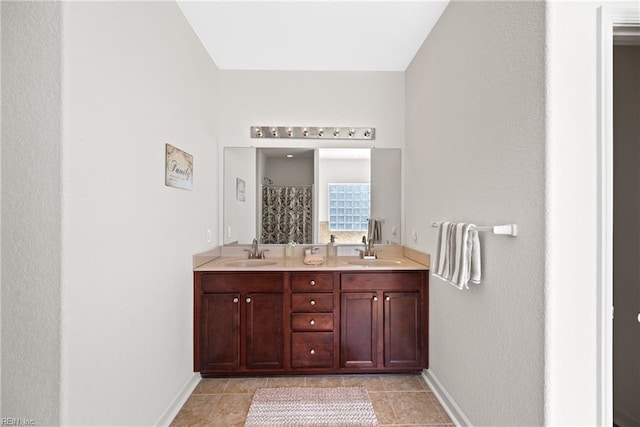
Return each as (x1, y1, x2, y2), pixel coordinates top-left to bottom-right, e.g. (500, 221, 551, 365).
(261, 185, 313, 244)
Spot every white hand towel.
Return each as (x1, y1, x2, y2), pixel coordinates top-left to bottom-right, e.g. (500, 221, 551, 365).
(433, 222, 481, 290)
(434, 221, 452, 280)
(303, 253, 324, 265)
(469, 228, 481, 284)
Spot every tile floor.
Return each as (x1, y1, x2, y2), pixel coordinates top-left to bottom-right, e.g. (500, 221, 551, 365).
(171, 374, 453, 426)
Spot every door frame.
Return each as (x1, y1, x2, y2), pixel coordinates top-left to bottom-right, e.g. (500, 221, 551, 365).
(597, 7, 640, 426)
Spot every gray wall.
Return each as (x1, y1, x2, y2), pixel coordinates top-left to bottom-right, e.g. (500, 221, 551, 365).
(371, 149, 401, 244)
(613, 44, 640, 427)
(1, 0, 3, 413)
(405, 1, 546, 424)
(225, 148, 256, 244)
(2, 2, 220, 425)
(1, 2, 63, 424)
(266, 157, 314, 186)
(218, 70, 405, 246)
(218, 71, 405, 152)
(61, 2, 219, 424)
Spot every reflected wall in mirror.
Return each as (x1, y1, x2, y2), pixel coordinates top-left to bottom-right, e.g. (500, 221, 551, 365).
(223, 147, 401, 246)
(223, 147, 256, 245)
(318, 149, 370, 244)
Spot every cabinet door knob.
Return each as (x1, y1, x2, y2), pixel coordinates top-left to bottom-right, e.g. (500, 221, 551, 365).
(310, 349, 315, 355)
(310, 300, 316, 306)
(373, 296, 378, 302)
(246, 297, 251, 303)
(309, 319, 315, 326)
(385, 296, 390, 302)
(310, 280, 316, 286)
(233, 297, 239, 303)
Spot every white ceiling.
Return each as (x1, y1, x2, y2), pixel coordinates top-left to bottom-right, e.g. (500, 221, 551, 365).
(177, 1, 449, 71)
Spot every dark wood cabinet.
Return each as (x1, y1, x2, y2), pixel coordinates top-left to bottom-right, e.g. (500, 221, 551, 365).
(290, 272, 337, 370)
(194, 268, 427, 376)
(245, 292, 283, 370)
(341, 292, 378, 369)
(194, 273, 284, 374)
(198, 293, 240, 371)
(340, 272, 427, 372)
(384, 291, 422, 368)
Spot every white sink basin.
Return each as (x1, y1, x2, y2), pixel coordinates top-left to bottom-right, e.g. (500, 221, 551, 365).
(347, 259, 404, 267)
(224, 260, 278, 267)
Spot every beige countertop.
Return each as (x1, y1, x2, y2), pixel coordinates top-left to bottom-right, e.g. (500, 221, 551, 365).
(194, 244, 429, 272)
(194, 255, 428, 272)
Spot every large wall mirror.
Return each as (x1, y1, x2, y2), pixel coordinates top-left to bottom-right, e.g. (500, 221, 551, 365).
(223, 147, 401, 246)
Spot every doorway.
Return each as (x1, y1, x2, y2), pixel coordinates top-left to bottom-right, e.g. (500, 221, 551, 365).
(599, 9, 640, 426)
(612, 41, 640, 427)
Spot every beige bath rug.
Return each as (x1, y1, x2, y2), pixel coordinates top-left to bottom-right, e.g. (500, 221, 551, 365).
(244, 386, 378, 427)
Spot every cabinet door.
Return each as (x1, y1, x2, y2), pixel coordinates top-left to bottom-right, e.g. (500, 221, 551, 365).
(245, 293, 283, 370)
(341, 292, 378, 369)
(200, 293, 240, 370)
(384, 292, 422, 368)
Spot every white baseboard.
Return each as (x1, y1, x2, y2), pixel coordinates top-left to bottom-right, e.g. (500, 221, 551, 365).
(614, 406, 640, 427)
(155, 372, 201, 427)
(422, 369, 472, 427)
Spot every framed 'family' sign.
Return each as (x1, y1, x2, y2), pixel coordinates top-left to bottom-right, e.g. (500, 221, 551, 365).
(165, 144, 193, 190)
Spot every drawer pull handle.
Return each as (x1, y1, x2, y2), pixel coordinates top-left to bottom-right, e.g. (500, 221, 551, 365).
(233, 297, 239, 303)
(310, 280, 316, 286)
(310, 349, 315, 355)
(246, 297, 252, 303)
(373, 296, 378, 302)
(310, 300, 316, 306)
(309, 319, 315, 326)
(385, 296, 390, 302)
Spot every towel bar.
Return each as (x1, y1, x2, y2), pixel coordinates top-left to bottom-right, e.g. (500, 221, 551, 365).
(431, 221, 518, 237)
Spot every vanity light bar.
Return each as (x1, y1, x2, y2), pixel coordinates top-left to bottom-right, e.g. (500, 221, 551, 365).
(250, 126, 375, 141)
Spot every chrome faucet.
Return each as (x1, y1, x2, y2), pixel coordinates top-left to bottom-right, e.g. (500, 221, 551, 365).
(356, 237, 379, 259)
(245, 238, 269, 259)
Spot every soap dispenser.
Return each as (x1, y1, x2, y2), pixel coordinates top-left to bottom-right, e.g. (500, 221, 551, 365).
(285, 241, 296, 258)
(327, 235, 338, 258)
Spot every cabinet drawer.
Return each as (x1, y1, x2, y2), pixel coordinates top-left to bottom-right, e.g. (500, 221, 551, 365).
(341, 272, 422, 291)
(199, 272, 284, 293)
(291, 293, 334, 312)
(291, 333, 334, 368)
(291, 313, 333, 331)
(291, 273, 334, 292)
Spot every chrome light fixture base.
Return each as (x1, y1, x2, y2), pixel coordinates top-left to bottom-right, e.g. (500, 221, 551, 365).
(251, 126, 375, 140)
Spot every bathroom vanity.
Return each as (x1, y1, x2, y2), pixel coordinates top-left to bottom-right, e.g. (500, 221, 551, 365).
(193, 254, 429, 376)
